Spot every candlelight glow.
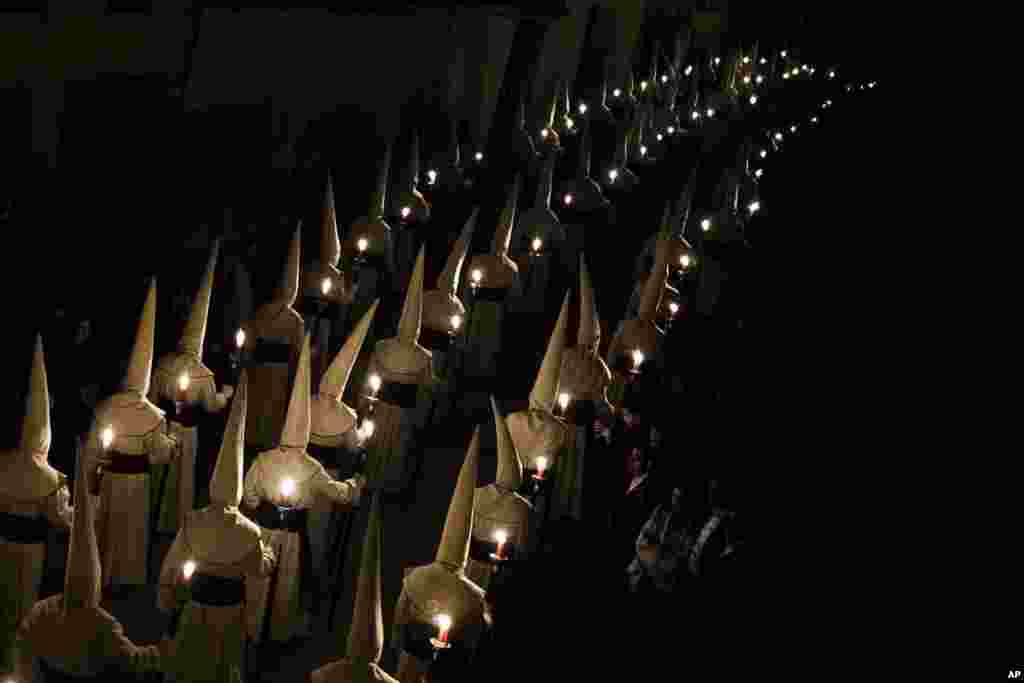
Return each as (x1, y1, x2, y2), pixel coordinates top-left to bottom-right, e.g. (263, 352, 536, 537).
(401, 206, 411, 219)
(661, 74, 669, 84)
(667, 126, 675, 134)
(578, 103, 588, 115)
(743, 56, 751, 65)
(494, 529, 508, 546)
(359, 419, 375, 440)
(368, 374, 382, 394)
(789, 125, 797, 133)
(668, 301, 679, 316)
(706, 108, 715, 117)
(781, 50, 788, 58)
(760, 58, 767, 65)
(540, 128, 549, 139)
(792, 68, 799, 76)
(640, 81, 648, 92)
(749, 95, 758, 105)
(714, 57, 721, 66)
(824, 100, 832, 108)
(450, 314, 462, 331)
(474, 152, 484, 162)
(756, 75, 764, 84)
(563, 193, 574, 206)
(321, 277, 332, 296)
(743, 76, 751, 84)
(656, 134, 664, 142)
(631, 349, 644, 368)
(748, 201, 761, 214)
(558, 392, 571, 412)
(434, 614, 452, 643)
(868, 81, 876, 89)
(566, 117, 575, 129)
(783, 72, 790, 80)
(101, 426, 114, 450)
(680, 254, 691, 268)
(280, 478, 296, 499)
(608, 169, 619, 182)
(802, 64, 809, 72)
(684, 65, 693, 76)
(640, 145, 647, 157)
(828, 71, 835, 78)
(471, 268, 483, 285)
(531, 237, 543, 252)
(182, 560, 196, 581)
(235, 328, 246, 349)
(427, 169, 438, 185)
(810, 116, 818, 124)
(178, 374, 190, 393)
(691, 111, 699, 120)
(760, 149, 768, 158)
(701, 218, 712, 232)
(612, 88, 622, 98)
(536, 456, 548, 476)
(357, 237, 369, 253)
(755, 168, 763, 178)
(774, 132, 783, 141)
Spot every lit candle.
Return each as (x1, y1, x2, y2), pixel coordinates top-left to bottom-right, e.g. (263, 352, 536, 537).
(668, 301, 679, 317)
(748, 201, 761, 214)
(760, 58, 767, 65)
(540, 128, 549, 139)
(774, 132, 783, 141)
(656, 134, 664, 142)
(742, 56, 750, 65)
(825, 100, 832, 107)
(810, 116, 818, 124)
(531, 237, 543, 254)
(760, 149, 768, 159)
(563, 193, 574, 206)
(706, 108, 714, 118)
(781, 50, 788, 58)
(667, 126, 675, 134)
(868, 82, 876, 89)
(608, 169, 619, 182)
(828, 71, 835, 79)
(557, 392, 570, 414)
(743, 76, 751, 84)
(470, 268, 483, 289)
(790, 125, 797, 134)
(691, 111, 699, 120)
(749, 95, 758, 105)
(684, 65, 693, 76)
(701, 218, 712, 232)
(279, 477, 296, 503)
(679, 254, 691, 269)
(565, 117, 574, 130)
(235, 328, 246, 350)
(178, 373, 190, 395)
(713, 57, 721, 66)
(535, 456, 548, 479)
(182, 559, 197, 581)
(640, 81, 648, 92)
(435, 614, 452, 644)
(321, 277, 332, 296)
(101, 426, 114, 450)
(450, 314, 462, 333)
(357, 237, 369, 254)
(427, 169, 438, 185)
(492, 529, 508, 560)
(400, 206, 411, 220)
(359, 419, 375, 440)
(754, 168, 763, 179)
(368, 373, 382, 396)
(783, 72, 790, 80)
(661, 74, 668, 84)
(578, 102, 588, 115)
(640, 145, 647, 157)
(756, 75, 764, 84)
(802, 64, 809, 72)
(631, 349, 644, 370)
(612, 88, 622, 98)
(792, 68, 799, 76)
(474, 152, 484, 162)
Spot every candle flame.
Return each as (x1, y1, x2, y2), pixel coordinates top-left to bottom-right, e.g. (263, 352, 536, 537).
(714, 57, 721, 66)
(608, 169, 619, 181)
(669, 301, 680, 316)
(811, 116, 818, 124)
(667, 126, 675, 134)
(536, 456, 548, 474)
(640, 145, 647, 157)
(471, 268, 483, 284)
(435, 613, 452, 637)
(774, 132, 783, 141)
(657, 134, 664, 142)
(474, 152, 484, 162)
(531, 237, 543, 252)
(321, 277, 332, 296)
(178, 374, 190, 393)
(360, 419, 375, 440)
(557, 392, 570, 411)
(756, 75, 764, 84)
(631, 349, 644, 368)
(280, 478, 296, 499)
(790, 125, 797, 133)
(101, 426, 114, 450)
(749, 95, 758, 105)
(612, 88, 622, 98)
(868, 82, 876, 89)
(742, 56, 750, 65)
(755, 168, 763, 178)
(781, 50, 788, 58)
(701, 218, 712, 232)
(449, 314, 462, 331)
(427, 169, 438, 185)
(760, 149, 768, 158)
(748, 201, 761, 214)
(357, 237, 369, 253)
(368, 374, 382, 394)
(578, 103, 588, 115)
(706, 108, 714, 118)
(691, 111, 699, 120)
(661, 74, 669, 84)
(235, 328, 246, 349)
(401, 206, 411, 219)
(493, 529, 508, 545)
(563, 193, 574, 206)
(783, 72, 790, 80)
(760, 58, 767, 65)
(684, 65, 693, 76)
(680, 254, 691, 268)
(540, 128, 549, 139)
(640, 81, 648, 92)
(182, 560, 196, 580)
(743, 76, 751, 84)
(566, 117, 575, 129)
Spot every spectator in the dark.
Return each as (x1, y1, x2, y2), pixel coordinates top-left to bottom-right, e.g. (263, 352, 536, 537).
(611, 444, 656, 574)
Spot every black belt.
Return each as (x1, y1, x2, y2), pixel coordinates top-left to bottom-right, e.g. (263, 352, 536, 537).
(419, 326, 454, 352)
(0, 511, 50, 544)
(469, 535, 517, 564)
(308, 441, 353, 470)
(191, 572, 246, 606)
(106, 453, 150, 474)
(378, 380, 420, 409)
(252, 340, 292, 364)
(473, 287, 509, 303)
(297, 296, 341, 319)
(156, 398, 203, 428)
(564, 399, 596, 426)
(38, 659, 106, 681)
(252, 500, 308, 533)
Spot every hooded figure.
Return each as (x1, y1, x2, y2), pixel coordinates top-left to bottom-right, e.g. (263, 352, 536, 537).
(512, 91, 539, 170)
(506, 292, 571, 490)
(388, 128, 432, 293)
(241, 226, 306, 464)
(462, 176, 520, 386)
(150, 241, 234, 535)
(364, 246, 434, 494)
(157, 373, 277, 683)
(219, 210, 254, 366)
(554, 255, 613, 522)
(509, 152, 565, 317)
(243, 334, 364, 643)
(466, 398, 533, 590)
(532, 77, 563, 158)
(308, 302, 378, 594)
(557, 116, 609, 214)
(602, 87, 640, 194)
(91, 278, 180, 588)
(347, 140, 398, 326)
(300, 173, 356, 387)
(393, 429, 487, 682)
(0, 336, 82, 673)
(15, 435, 165, 681)
(627, 198, 697, 324)
(310, 494, 398, 683)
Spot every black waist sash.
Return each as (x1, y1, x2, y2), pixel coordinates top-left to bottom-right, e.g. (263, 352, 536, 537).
(564, 399, 596, 427)
(106, 452, 150, 475)
(156, 398, 204, 428)
(469, 536, 517, 564)
(297, 295, 341, 319)
(38, 660, 107, 682)
(419, 326, 454, 352)
(191, 572, 246, 606)
(474, 287, 509, 303)
(252, 339, 292, 365)
(378, 380, 419, 409)
(252, 501, 308, 533)
(307, 442, 341, 470)
(0, 511, 50, 544)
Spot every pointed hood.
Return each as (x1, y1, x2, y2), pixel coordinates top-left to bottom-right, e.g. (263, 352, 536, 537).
(577, 117, 594, 177)
(436, 427, 480, 570)
(274, 225, 301, 307)
(674, 163, 699, 231)
(403, 129, 421, 187)
(179, 239, 220, 358)
(21, 334, 51, 454)
(209, 370, 247, 507)
(577, 254, 600, 353)
(437, 209, 477, 296)
(320, 173, 341, 268)
(529, 290, 570, 413)
(638, 262, 668, 321)
(64, 437, 101, 610)
(491, 174, 520, 256)
(319, 301, 378, 401)
(491, 397, 522, 492)
(280, 333, 312, 449)
(656, 200, 674, 240)
(534, 153, 555, 210)
(123, 278, 157, 396)
(369, 141, 392, 220)
(346, 492, 384, 664)
(398, 246, 426, 345)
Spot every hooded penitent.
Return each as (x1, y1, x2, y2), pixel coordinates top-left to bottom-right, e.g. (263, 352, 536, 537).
(509, 152, 564, 317)
(157, 372, 276, 683)
(243, 334, 362, 644)
(421, 208, 477, 354)
(506, 291, 571, 473)
(15, 438, 164, 679)
(388, 128, 431, 226)
(0, 335, 75, 671)
(513, 91, 539, 169)
(242, 226, 305, 454)
(606, 229, 669, 375)
(93, 278, 179, 588)
(348, 140, 396, 270)
(151, 240, 233, 533)
(466, 397, 533, 590)
(628, 199, 695, 322)
(462, 176, 520, 385)
(533, 77, 563, 156)
(302, 173, 352, 306)
(364, 246, 433, 493)
(557, 116, 609, 213)
(311, 494, 398, 683)
(394, 428, 487, 675)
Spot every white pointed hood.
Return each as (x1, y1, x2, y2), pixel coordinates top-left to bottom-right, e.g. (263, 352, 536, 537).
(491, 173, 520, 257)
(346, 493, 384, 664)
(435, 427, 480, 570)
(528, 291, 570, 413)
(321, 172, 341, 268)
(397, 246, 426, 345)
(64, 439, 101, 610)
(280, 333, 312, 449)
(577, 253, 600, 354)
(275, 225, 301, 307)
(209, 370, 247, 507)
(491, 397, 522, 492)
(179, 239, 220, 358)
(21, 334, 51, 455)
(123, 278, 157, 396)
(319, 301, 379, 401)
(436, 209, 477, 297)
